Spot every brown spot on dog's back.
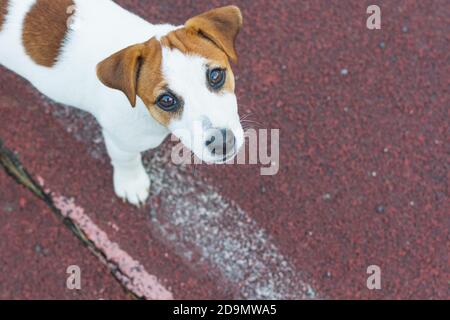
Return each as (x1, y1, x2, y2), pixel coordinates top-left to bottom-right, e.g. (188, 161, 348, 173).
(0, 0, 9, 32)
(22, 0, 74, 67)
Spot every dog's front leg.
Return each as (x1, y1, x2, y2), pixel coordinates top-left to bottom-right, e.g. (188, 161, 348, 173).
(103, 131, 150, 207)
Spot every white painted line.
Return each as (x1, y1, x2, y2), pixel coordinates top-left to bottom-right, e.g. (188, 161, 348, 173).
(47, 104, 318, 299)
(145, 151, 317, 299)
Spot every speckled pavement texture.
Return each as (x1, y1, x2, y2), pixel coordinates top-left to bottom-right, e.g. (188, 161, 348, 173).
(0, 0, 448, 299)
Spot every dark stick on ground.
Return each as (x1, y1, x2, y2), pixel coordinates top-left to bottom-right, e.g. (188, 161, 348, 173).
(0, 139, 140, 300)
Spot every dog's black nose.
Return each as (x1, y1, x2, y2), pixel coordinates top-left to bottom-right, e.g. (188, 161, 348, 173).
(205, 128, 236, 156)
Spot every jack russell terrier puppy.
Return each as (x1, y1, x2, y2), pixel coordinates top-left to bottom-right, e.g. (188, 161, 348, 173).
(0, 0, 244, 206)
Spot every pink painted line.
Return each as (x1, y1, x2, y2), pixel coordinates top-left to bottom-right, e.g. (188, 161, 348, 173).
(53, 194, 173, 300)
(37, 178, 173, 300)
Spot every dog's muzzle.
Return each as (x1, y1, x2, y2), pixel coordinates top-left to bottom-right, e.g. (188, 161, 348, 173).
(205, 127, 237, 161)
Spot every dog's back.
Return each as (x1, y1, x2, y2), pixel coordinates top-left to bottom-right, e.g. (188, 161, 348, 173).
(0, 0, 175, 114)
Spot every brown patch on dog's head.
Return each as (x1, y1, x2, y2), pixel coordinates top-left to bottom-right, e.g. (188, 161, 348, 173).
(160, 6, 243, 93)
(185, 6, 243, 63)
(22, 0, 74, 67)
(97, 38, 176, 126)
(0, 0, 9, 32)
(160, 28, 234, 93)
(97, 6, 243, 127)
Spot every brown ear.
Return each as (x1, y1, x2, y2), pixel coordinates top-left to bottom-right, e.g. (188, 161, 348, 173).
(185, 6, 243, 63)
(97, 41, 156, 107)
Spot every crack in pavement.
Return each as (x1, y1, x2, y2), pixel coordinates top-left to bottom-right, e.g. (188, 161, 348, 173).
(0, 139, 148, 300)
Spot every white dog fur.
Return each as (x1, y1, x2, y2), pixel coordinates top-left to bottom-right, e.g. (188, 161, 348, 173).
(0, 0, 244, 205)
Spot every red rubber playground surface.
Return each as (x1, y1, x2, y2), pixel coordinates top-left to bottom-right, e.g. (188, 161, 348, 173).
(0, 0, 448, 299)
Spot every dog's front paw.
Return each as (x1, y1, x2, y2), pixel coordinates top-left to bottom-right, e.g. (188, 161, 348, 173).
(113, 165, 150, 207)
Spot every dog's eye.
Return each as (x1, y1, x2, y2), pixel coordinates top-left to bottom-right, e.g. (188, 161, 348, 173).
(156, 92, 179, 112)
(207, 68, 226, 90)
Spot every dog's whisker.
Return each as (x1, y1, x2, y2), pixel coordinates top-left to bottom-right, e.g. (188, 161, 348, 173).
(240, 113, 253, 121)
(241, 119, 263, 126)
(241, 121, 263, 130)
(240, 112, 263, 129)
(239, 112, 257, 121)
